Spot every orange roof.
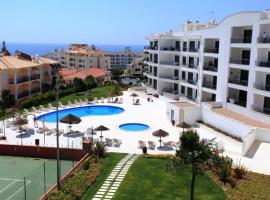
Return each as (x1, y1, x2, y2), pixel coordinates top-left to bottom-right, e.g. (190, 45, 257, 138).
(60, 68, 108, 81)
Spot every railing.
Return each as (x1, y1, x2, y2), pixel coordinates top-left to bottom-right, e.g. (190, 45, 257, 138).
(30, 74, 40, 80)
(187, 64, 198, 69)
(159, 75, 179, 80)
(204, 48, 219, 53)
(254, 83, 270, 91)
(227, 98, 247, 107)
(182, 47, 187, 52)
(43, 71, 50, 76)
(188, 48, 199, 52)
(202, 82, 217, 89)
(160, 47, 180, 51)
(230, 58, 250, 65)
(187, 79, 197, 85)
(148, 46, 158, 50)
(257, 37, 270, 43)
(31, 88, 41, 94)
(253, 105, 270, 115)
(17, 91, 29, 99)
(187, 95, 196, 101)
(159, 60, 179, 66)
(228, 78, 248, 86)
(162, 88, 179, 94)
(203, 65, 218, 72)
(255, 60, 270, 68)
(16, 76, 29, 84)
(231, 37, 252, 43)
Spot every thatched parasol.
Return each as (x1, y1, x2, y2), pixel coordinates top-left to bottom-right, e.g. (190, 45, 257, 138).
(130, 93, 138, 104)
(94, 125, 109, 141)
(13, 118, 28, 126)
(152, 129, 169, 147)
(178, 122, 191, 132)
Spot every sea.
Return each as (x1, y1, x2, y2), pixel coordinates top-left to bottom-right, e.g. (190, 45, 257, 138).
(6, 43, 145, 56)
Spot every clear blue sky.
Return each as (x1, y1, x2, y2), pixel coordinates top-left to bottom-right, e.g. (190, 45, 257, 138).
(1, 0, 269, 45)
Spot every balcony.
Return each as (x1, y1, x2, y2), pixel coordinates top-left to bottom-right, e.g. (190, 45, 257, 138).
(253, 105, 270, 115)
(231, 37, 252, 43)
(254, 83, 270, 92)
(230, 58, 250, 65)
(17, 91, 29, 99)
(203, 65, 218, 72)
(187, 64, 198, 69)
(159, 60, 179, 66)
(202, 82, 217, 90)
(31, 88, 41, 95)
(187, 79, 197, 85)
(160, 47, 180, 51)
(228, 78, 248, 86)
(227, 98, 247, 107)
(257, 37, 270, 44)
(30, 74, 40, 80)
(187, 95, 196, 101)
(188, 48, 199, 53)
(204, 48, 219, 54)
(255, 60, 270, 68)
(159, 74, 179, 80)
(16, 76, 29, 84)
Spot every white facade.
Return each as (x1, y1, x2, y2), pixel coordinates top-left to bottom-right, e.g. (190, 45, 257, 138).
(145, 10, 270, 124)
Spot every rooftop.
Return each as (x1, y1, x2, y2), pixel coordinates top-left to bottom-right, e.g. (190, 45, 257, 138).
(60, 67, 108, 80)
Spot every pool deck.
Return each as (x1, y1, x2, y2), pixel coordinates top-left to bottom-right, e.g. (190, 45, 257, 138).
(1, 90, 270, 175)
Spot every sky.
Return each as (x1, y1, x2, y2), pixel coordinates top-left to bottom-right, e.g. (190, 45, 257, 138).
(0, 0, 269, 45)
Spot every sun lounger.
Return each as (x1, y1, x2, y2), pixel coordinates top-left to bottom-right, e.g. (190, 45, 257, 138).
(118, 98, 123, 104)
(105, 138, 113, 147)
(113, 138, 122, 147)
(134, 99, 140, 105)
(148, 141, 156, 150)
(94, 97, 99, 103)
(31, 106, 42, 113)
(113, 97, 118, 103)
(48, 103, 56, 110)
(138, 140, 146, 149)
(67, 101, 73, 107)
(39, 105, 48, 111)
(23, 108, 33, 115)
(106, 98, 111, 103)
(163, 141, 175, 149)
(100, 97, 105, 103)
(79, 99, 85, 105)
(58, 102, 67, 108)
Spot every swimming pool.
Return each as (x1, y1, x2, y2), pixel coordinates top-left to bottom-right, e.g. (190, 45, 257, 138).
(37, 105, 124, 123)
(119, 123, 150, 131)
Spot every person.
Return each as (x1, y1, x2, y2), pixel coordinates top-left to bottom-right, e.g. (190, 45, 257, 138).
(263, 32, 268, 43)
(42, 117, 45, 128)
(33, 115, 38, 128)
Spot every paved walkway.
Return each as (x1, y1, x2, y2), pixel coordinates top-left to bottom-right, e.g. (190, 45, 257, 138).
(92, 154, 138, 200)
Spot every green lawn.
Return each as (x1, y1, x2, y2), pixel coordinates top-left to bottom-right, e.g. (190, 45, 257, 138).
(82, 153, 127, 200)
(113, 157, 226, 200)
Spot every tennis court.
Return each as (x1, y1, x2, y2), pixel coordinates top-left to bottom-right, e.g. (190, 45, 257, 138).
(0, 156, 75, 200)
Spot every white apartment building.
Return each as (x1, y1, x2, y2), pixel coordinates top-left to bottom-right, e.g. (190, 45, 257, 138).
(106, 47, 141, 69)
(59, 44, 110, 70)
(144, 10, 270, 124)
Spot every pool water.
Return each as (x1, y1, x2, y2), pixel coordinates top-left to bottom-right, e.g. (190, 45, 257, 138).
(37, 105, 124, 123)
(119, 123, 150, 131)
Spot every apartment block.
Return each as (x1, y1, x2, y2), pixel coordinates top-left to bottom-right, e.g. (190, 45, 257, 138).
(144, 10, 270, 124)
(0, 50, 59, 101)
(59, 44, 110, 70)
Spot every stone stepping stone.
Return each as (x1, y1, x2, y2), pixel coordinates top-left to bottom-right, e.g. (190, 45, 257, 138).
(103, 183, 110, 186)
(104, 196, 113, 199)
(92, 197, 101, 200)
(107, 192, 115, 196)
(94, 194, 103, 198)
(111, 186, 118, 190)
(109, 189, 116, 193)
(97, 191, 105, 195)
(101, 186, 109, 189)
(99, 189, 107, 192)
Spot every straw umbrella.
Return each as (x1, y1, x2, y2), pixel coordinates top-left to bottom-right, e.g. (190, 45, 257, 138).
(152, 129, 169, 148)
(130, 93, 138, 104)
(60, 114, 82, 148)
(94, 125, 109, 141)
(179, 122, 191, 132)
(13, 118, 28, 145)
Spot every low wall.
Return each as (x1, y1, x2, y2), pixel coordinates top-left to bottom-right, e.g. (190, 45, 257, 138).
(242, 130, 256, 156)
(202, 108, 252, 139)
(255, 128, 270, 142)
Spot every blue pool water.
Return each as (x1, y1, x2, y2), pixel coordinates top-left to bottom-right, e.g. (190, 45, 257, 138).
(119, 123, 150, 131)
(37, 105, 124, 123)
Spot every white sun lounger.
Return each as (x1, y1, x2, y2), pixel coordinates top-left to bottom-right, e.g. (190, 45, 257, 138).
(113, 138, 122, 147)
(32, 106, 42, 113)
(138, 140, 146, 149)
(148, 141, 156, 150)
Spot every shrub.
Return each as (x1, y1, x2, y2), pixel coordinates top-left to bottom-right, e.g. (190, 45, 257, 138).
(59, 87, 76, 97)
(82, 159, 91, 171)
(19, 91, 56, 108)
(171, 120, 175, 126)
(215, 156, 233, 184)
(94, 141, 107, 158)
(233, 163, 247, 179)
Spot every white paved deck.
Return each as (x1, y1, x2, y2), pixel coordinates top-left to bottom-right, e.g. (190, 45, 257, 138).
(1, 90, 270, 175)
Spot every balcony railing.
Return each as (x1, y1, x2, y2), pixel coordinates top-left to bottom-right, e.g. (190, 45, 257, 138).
(202, 82, 217, 90)
(182, 47, 187, 52)
(203, 65, 218, 72)
(187, 64, 198, 69)
(159, 61, 179, 66)
(162, 88, 179, 94)
(227, 98, 247, 107)
(254, 83, 270, 91)
(231, 37, 252, 43)
(188, 48, 199, 52)
(31, 88, 41, 95)
(159, 75, 179, 80)
(204, 48, 219, 54)
(228, 78, 248, 86)
(253, 105, 270, 115)
(16, 76, 29, 84)
(161, 47, 180, 51)
(187, 79, 197, 85)
(255, 60, 270, 68)
(257, 37, 270, 43)
(187, 95, 196, 101)
(230, 58, 250, 65)
(43, 71, 50, 76)
(30, 74, 40, 80)
(17, 91, 29, 99)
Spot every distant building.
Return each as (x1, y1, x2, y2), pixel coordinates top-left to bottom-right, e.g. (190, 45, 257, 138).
(58, 44, 110, 70)
(106, 47, 141, 69)
(0, 48, 59, 101)
(60, 68, 110, 84)
(125, 57, 145, 78)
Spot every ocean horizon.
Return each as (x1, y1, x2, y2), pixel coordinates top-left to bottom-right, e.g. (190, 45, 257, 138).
(5, 43, 145, 56)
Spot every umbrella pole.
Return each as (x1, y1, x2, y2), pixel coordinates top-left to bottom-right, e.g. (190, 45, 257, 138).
(44, 131, 46, 146)
(160, 136, 162, 148)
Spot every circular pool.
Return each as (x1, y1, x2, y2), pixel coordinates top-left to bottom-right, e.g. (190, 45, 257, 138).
(37, 105, 124, 123)
(119, 123, 150, 131)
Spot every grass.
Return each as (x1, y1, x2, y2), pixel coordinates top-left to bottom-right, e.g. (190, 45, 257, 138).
(114, 156, 226, 200)
(209, 171, 270, 200)
(81, 153, 126, 200)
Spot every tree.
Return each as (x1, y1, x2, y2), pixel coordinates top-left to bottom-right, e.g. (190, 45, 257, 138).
(0, 90, 16, 111)
(1, 41, 7, 51)
(177, 129, 213, 200)
(111, 69, 124, 82)
(73, 78, 86, 92)
(84, 75, 97, 89)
